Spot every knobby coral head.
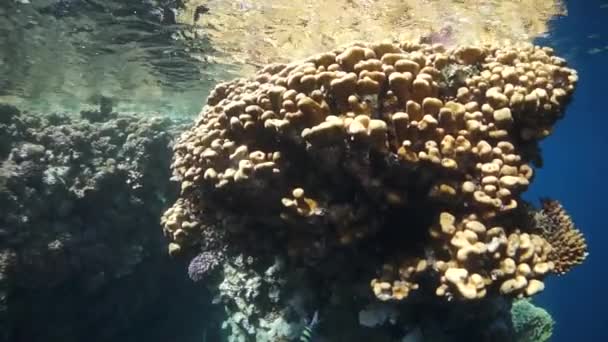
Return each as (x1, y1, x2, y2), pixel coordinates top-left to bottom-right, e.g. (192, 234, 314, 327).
(161, 39, 587, 301)
(188, 251, 223, 282)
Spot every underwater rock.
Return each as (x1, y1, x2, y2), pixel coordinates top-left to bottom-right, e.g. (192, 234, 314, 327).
(203, 248, 523, 342)
(0, 106, 217, 342)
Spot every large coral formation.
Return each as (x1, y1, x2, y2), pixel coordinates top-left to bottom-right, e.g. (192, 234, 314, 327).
(534, 199, 589, 275)
(213, 252, 526, 342)
(163, 39, 585, 305)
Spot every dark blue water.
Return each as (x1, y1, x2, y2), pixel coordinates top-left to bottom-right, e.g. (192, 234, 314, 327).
(528, 0, 608, 340)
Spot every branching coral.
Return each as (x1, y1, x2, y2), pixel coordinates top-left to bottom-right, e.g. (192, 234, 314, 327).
(534, 199, 589, 275)
(163, 39, 585, 302)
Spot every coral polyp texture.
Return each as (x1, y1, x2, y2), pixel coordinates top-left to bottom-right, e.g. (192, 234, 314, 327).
(163, 40, 586, 302)
(534, 199, 589, 275)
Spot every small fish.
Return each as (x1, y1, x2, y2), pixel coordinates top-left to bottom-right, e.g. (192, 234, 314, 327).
(193, 5, 210, 22)
(300, 310, 320, 342)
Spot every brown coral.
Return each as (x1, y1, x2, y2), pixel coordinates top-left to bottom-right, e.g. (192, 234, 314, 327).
(163, 40, 583, 301)
(535, 199, 588, 275)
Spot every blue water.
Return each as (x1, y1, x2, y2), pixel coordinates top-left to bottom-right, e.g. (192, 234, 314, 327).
(528, 0, 608, 340)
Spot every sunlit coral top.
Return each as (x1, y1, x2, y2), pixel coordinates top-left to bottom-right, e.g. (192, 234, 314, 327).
(181, 0, 565, 71)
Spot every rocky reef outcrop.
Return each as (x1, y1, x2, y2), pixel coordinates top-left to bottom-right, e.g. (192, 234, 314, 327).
(0, 104, 221, 342)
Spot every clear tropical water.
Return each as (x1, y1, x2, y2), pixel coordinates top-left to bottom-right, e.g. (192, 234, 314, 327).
(527, 1, 608, 340)
(0, 0, 606, 341)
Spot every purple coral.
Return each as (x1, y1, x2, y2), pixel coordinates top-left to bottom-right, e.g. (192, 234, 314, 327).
(187, 250, 222, 282)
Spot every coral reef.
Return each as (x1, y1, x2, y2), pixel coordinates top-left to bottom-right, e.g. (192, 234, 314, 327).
(0, 104, 220, 342)
(165, 38, 584, 302)
(534, 199, 589, 275)
(511, 299, 554, 342)
(210, 250, 521, 341)
(207, 256, 556, 341)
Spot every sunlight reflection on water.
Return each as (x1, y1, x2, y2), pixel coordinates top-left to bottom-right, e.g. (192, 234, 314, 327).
(1, 0, 566, 116)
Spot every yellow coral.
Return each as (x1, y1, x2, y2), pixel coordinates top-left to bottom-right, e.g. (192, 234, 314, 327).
(164, 40, 582, 302)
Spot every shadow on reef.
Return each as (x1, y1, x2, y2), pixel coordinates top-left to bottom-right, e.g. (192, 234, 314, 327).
(0, 104, 223, 342)
(188, 249, 552, 342)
